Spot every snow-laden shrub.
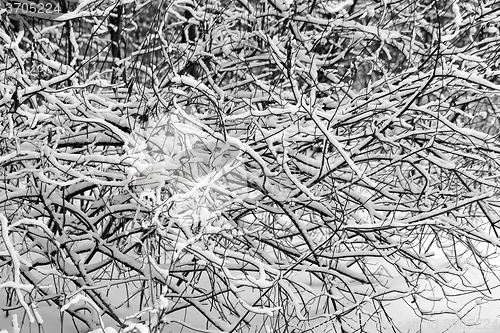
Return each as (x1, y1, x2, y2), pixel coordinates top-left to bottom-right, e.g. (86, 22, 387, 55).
(2, 0, 500, 333)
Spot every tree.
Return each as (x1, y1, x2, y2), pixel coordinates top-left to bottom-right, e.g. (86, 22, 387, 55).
(1, 0, 500, 332)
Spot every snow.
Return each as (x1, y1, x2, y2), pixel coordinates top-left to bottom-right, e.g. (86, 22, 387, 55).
(122, 323, 149, 333)
(3, 245, 500, 333)
(238, 298, 281, 317)
(4, 0, 500, 332)
(88, 328, 118, 333)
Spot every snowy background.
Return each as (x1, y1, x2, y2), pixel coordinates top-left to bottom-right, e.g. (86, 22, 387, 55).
(2, 0, 500, 332)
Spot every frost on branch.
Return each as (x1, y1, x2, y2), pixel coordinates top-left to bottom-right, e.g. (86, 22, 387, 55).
(2, 0, 500, 332)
